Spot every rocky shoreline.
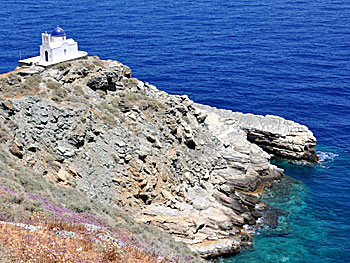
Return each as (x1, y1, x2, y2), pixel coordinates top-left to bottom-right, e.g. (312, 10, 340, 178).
(0, 56, 317, 259)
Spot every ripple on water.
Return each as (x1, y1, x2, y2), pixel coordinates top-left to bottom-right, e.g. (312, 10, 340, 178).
(0, 0, 350, 262)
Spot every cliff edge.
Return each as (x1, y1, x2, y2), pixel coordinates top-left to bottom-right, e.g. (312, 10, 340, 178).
(0, 57, 317, 259)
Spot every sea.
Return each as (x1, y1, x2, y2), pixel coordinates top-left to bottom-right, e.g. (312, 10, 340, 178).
(0, 0, 349, 262)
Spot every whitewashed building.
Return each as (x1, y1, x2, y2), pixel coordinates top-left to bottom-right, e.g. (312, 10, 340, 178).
(19, 26, 87, 67)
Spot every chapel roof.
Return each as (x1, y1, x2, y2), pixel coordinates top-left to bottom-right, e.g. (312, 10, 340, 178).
(51, 26, 66, 37)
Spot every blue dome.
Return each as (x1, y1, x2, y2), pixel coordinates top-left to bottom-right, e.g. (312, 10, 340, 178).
(51, 26, 66, 37)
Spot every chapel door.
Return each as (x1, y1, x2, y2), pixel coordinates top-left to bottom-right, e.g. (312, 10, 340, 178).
(45, 51, 49, 62)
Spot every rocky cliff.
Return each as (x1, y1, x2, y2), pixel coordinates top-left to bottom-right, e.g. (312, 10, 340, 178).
(0, 56, 317, 259)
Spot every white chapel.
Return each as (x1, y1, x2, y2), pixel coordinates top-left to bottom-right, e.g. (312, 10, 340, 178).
(19, 26, 87, 67)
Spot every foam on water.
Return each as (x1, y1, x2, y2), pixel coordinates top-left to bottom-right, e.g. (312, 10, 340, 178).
(219, 172, 336, 263)
(316, 151, 339, 169)
(220, 146, 350, 263)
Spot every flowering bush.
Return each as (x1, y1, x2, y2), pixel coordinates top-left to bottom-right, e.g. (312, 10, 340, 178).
(0, 185, 186, 262)
(0, 148, 201, 262)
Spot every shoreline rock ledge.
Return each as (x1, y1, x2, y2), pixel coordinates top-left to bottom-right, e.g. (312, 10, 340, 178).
(0, 56, 318, 260)
(194, 104, 318, 164)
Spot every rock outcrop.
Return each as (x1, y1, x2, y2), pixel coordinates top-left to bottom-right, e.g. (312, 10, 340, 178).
(194, 104, 318, 163)
(0, 56, 318, 259)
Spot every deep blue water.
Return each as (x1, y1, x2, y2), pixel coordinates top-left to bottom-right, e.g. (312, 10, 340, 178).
(1, 0, 349, 262)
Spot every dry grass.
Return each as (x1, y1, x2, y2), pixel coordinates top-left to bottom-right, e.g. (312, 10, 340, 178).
(91, 56, 105, 68)
(0, 222, 98, 262)
(73, 85, 85, 96)
(0, 214, 170, 263)
(0, 180, 197, 262)
(1, 75, 41, 98)
(94, 91, 167, 127)
(0, 124, 201, 262)
(119, 92, 166, 111)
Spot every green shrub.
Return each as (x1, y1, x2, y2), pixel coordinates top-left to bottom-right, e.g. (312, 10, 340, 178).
(102, 112, 117, 127)
(124, 92, 138, 101)
(91, 57, 104, 68)
(64, 96, 89, 105)
(96, 89, 106, 99)
(0, 193, 42, 221)
(183, 116, 190, 124)
(97, 98, 122, 124)
(68, 202, 92, 213)
(16, 75, 42, 96)
(53, 62, 71, 71)
(92, 60, 104, 67)
(0, 75, 23, 97)
(25, 75, 42, 87)
(8, 193, 25, 204)
(39, 90, 48, 97)
(46, 80, 61, 90)
(81, 61, 95, 72)
(0, 84, 16, 97)
(51, 96, 62, 102)
(25, 200, 42, 212)
(73, 85, 85, 96)
(128, 78, 139, 88)
(110, 97, 120, 108)
(54, 87, 67, 99)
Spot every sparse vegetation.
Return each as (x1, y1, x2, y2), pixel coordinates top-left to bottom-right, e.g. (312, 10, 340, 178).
(183, 116, 190, 124)
(98, 98, 120, 115)
(117, 91, 166, 111)
(96, 89, 107, 99)
(91, 56, 105, 68)
(81, 61, 95, 72)
(51, 95, 62, 102)
(1, 74, 42, 97)
(46, 79, 61, 90)
(96, 98, 122, 126)
(53, 62, 71, 71)
(102, 112, 118, 127)
(73, 85, 85, 96)
(0, 58, 206, 262)
(0, 149, 201, 262)
(65, 95, 89, 105)
(93, 90, 167, 127)
(20, 75, 42, 93)
(128, 78, 139, 88)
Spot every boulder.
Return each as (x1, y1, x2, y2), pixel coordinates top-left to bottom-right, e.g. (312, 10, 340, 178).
(9, 142, 23, 159)
(190, 238, 241, 258)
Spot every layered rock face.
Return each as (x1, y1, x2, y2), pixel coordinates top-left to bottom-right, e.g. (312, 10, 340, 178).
(195, 105, 318, 163)
(0, 57, 317, 259)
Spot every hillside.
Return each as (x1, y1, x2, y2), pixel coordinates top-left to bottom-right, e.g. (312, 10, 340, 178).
(0, 56, 317, 261)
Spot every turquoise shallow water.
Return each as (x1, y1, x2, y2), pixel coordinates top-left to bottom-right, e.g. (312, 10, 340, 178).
(220, 146, 350, 263)
(0, 0, 349, 262)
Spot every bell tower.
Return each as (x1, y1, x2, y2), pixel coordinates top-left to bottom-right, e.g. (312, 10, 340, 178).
(40, 32, 51, 62)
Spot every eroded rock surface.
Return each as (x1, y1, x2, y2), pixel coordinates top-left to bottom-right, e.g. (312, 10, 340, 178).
(0, 56, 317, 258)
(195, 105, 318, 163)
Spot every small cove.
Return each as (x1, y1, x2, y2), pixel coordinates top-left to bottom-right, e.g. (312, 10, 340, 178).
(220, 147, 349, 262)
